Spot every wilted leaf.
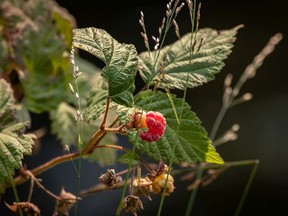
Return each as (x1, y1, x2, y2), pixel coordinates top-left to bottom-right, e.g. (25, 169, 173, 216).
(53, 187, 79, 216)
(118, 151, 139, 166)
(5, 201, 40, 216)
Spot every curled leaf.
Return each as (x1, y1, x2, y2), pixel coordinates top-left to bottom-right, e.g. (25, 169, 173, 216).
(53, 187, 80, 216)
(5, 201, 40, 216)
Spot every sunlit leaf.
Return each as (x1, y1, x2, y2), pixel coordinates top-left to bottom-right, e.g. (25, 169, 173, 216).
(0, 79, 15, 129)
(138, 25, 243, 89)
(72, 27, 138, 106)
(0, 122, 35, 193)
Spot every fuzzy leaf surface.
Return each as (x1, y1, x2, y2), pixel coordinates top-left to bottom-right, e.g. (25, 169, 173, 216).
(0, 122, 35, 193)
(0, 79, 15, 128)
(72, 27, 138, 106)
(138, 25, 243, 89)
(132, 90, 223, 164)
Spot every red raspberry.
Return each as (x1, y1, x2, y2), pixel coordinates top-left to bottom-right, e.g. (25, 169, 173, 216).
(139, 111, 166, 142)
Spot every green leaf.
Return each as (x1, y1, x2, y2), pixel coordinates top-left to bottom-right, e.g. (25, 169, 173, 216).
(50, 102, 78, 146)
(50, 102, 117, 166)
(83, 88, 108, 122)
(0, 122, 35, 193)
(72, 27, 138, 106)
(19, 26, 72, 113)
(138, 25, 243, 89)
(0, 79, 15, 129)
(130, 90, 223, 164)
(50, 1, 76, 47)
(0, 33, 9, 73)
(84, 87, 119, 123)
(118, 151, 139, 166)
(1, 0, 74, 113)
(90, 147, 117, 167)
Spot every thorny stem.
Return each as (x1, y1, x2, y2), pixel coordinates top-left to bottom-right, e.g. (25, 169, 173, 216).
(8, 117, 119, 189)
(80, 180, 131, 197)
(96, 144, 130, 152)
(100, 95, 111, 130)
(11, 152, 81, 187)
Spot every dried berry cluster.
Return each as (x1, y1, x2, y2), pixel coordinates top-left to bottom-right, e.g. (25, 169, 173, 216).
(122, 162, 175, 216)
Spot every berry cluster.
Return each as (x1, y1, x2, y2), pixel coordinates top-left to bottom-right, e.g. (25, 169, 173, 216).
(138, 111, 166, 142)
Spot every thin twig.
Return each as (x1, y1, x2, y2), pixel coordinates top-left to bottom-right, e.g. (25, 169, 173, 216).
(8, 117, 119, 189)
(24, 170, 61, 201)
(27, 175, 35, 202)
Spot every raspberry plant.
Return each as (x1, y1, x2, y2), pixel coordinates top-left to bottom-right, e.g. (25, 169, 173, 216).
(0, 0, 282, 215)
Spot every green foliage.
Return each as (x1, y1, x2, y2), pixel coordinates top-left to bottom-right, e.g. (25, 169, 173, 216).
(128, 90, 223, 164)
(0, 79, 15, 128)
(72, 28, 138, 107)
(0, 122, 35, 193)
(118, 151, 139, 166)
(50, 102, 117, 166)
(0, 0, 75, 113)
(0, 79, 35, 193)
(0, 33, 9, 73)
(50, 102, 78, 146)
(138, 25, 243, 89)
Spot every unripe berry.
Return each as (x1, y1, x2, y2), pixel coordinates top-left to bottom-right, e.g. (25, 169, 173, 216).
(134, 111, 147, 129)
(151, 173, 175, 195)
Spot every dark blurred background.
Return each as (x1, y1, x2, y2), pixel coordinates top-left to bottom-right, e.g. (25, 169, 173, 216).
(1, 0, 288, 215)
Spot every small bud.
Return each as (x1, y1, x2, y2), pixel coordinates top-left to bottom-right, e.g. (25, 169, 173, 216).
(75, 92, 79, 100)
(242, 93, 253, 101)
(68, 83, 75, 94)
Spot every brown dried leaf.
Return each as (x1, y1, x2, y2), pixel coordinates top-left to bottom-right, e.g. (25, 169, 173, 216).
(5, 201, 40, 216)
(53, 187, 80, 216)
